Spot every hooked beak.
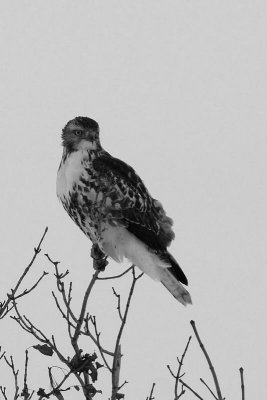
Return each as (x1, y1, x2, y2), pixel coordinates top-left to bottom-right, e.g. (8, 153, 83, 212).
(85, 130, 98, 142)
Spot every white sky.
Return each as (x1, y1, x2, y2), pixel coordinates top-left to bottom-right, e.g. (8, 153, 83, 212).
(0, 1, 267, 399)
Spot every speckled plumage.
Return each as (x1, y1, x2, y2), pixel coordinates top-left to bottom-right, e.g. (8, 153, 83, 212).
(57, 117, 192, 305)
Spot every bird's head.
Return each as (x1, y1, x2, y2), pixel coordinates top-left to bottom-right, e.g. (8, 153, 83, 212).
(62, 116, 101, 152)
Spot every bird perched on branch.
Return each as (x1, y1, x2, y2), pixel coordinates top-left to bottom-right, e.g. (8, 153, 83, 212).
(57, 117, 192, 306)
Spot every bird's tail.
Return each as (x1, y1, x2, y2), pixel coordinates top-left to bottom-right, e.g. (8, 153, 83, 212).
(159, 268, 192, 306)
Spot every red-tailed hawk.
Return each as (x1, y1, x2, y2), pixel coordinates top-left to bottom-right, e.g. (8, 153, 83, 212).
(57, 117, 192, 306)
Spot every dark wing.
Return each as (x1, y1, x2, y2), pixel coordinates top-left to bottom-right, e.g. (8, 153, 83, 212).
(93, 152, 188, 285)
(93, 152, 174, 250)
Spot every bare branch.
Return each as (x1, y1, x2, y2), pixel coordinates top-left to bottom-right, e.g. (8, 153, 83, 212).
(146, 382, 156, 400)
(0, 386, 8, 400)
(175, 336, 191, 397)
(5, 245, 147, 399)
(11, 298, 97, 400)
(167, 364, 176, 378)
(36, 368, 72, 400)
(3, 355, 19, 400)
(45, 254, 78, 323)
(68, 297, 76, 348)
(84, 314, 114, 357)
(50, 258, 114, 360)
(90, 316, 112, 371)
(97, 266, 133, 280)
(71, 271, 100, 354)
(112, 343, 122, 400)
(21, 350, 33, 400)
(52, 291, 73, 325)
(11, 302, 69, 367)
(190, 320, 224, 400)
(112, 287, 123, 321)
(118, 380, 128, 391)
(239, 367, 245, 400)
(0, 347, 6, 361)
(179, 380, 204, 400)
(167, 336, 191, 399)
(200, 378, 218, 400)
(14, 271, 48, 300)
(0, 227, 48, 319)
(111, 266, 143, 400)
(177, 385, 186, 399)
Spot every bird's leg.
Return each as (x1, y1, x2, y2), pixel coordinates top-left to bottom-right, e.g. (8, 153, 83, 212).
(91, 243, 109, 271)
(91, 242, 105, 259)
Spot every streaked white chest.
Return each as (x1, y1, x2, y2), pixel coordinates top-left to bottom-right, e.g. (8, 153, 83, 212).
(56, 151, 88, 201)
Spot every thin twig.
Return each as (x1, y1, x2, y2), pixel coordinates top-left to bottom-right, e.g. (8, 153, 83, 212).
(167, 364, 176, 378)
(0, 347, 6, 361)
(14, 271, 48, 300)
(111, 266, 143, 399)
(0, 227, 48, 319)
(179, 380, 204, 400)
(23, 315, 50, 342)
(118, 380, 128, 391)
(112, 287, 123, 321)
(3, 355, 19, 400)
(90, 316, 112, 371)
(21, 350, 31, 400)
(52, 267, 114, 359)
(177, 385, 186, 399)
(97, 266, 133, 280)
(9, 250, 107, 400)
(167, 336, 191, 399)
(28, 390, 35, 400)
(52, 291, 72, 325)
(37, 369, 72, 400)
(239, 367, 245, 400)
(72, 271, 100, 354)
(84, 314, 114, 357)
(146, 382, 156, 400)
(190, 320, 223, 400)
(0, 386, 8, 400)
(66, 284, 74, 342)
(45, 254, 78, 323)
(175, 336, 191, 397)
(11, 302, 69, 367)
(200, 378, 218, 400)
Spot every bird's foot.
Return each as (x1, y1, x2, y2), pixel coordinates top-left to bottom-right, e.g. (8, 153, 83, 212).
(93, 257, 108, 271)
(91, 244, 109, 272)
(91, 243, 105, 260)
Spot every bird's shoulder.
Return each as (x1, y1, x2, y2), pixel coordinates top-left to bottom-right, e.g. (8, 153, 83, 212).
(93, 151, 143, 188)
(93, 152, 175, 249)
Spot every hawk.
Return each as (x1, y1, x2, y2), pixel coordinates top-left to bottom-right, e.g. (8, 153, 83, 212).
(57, 117, 192, 306)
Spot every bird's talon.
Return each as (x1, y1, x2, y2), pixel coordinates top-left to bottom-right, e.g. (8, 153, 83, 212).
(91, 244, 105, 260)
(93, 257, 108, 271)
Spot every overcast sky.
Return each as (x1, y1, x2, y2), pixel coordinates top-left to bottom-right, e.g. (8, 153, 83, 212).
(0, 1, 267, 399)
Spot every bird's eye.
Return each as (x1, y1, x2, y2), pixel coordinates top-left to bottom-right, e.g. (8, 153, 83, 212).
(74, 130, 83, 136)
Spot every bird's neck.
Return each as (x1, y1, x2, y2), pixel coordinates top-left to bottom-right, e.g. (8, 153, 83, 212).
(61, 145, 103, 164)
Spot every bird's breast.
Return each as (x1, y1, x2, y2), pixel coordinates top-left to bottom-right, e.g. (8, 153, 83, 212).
(57, 150, 90, 201)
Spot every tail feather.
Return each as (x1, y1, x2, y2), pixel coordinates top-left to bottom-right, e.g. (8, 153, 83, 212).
(166, 251, 188, 285)
(157, 250, 188, 285)
(159, 268, 192, 306)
